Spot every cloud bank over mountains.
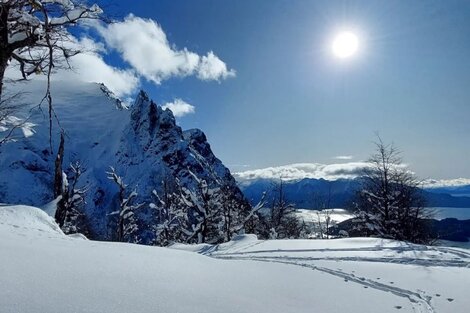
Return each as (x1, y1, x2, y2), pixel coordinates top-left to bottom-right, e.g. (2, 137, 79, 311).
(234, 162, 370, 182)
(423, 178, 470, 188)
(235, 163, 470, 188)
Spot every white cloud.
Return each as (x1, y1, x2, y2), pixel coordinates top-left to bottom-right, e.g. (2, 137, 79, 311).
(423, 178, 470, 188)
(162, 98, 195, 117)
(333, 155, 354, 160)
(96, 15, 235, 84)
(5, 35, 140, 98)
(197, 51, 236, 81)
(234, 162, 371, 182)
(59, 37, 140, 98)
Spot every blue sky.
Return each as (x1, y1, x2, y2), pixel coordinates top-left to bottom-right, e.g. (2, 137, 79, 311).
(87, 0, 470, 179)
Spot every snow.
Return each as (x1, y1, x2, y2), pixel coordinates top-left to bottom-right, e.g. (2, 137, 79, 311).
(296, 208, 354, 224)
(0, 204, 63, 235)
(1, 79, 247, 242)
(1, 204, 469, 313)
(0, 116, 37, 139)
(175, 236, 470, 313)
(0, 80, 128, 212)
(40, 196, 61, 217)
(7, 31, 28, 44)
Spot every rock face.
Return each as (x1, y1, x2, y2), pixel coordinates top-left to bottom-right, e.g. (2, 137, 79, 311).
(0, 81, 250, 243)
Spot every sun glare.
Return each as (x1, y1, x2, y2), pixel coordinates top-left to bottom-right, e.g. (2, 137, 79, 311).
(332, 31, 359, 59)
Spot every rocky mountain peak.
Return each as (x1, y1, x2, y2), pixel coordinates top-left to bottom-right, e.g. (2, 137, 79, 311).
(0, 81, 251, 244)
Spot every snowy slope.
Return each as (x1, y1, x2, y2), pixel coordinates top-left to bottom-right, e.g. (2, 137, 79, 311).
(0, 80, 127, 207)
(2, 204, 469, 313)
(174, 235, 470, 313)
(0, 80, 249, 242)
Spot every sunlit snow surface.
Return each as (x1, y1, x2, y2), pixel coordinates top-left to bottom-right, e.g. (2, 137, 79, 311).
(1, 204, 469, 313)
(296, 208, 353, 224)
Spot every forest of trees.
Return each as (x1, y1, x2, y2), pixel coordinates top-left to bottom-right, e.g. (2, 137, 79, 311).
(104, 168, 270, 245)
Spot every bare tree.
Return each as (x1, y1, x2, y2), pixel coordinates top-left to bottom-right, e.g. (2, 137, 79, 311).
(0, 0, 102, 94)
(310, 184, 334, 239)
(352, 137, 434, 244)
(261, 178, 303, 239)
(53, 131, 66, 223)
(0, 0, 102, 149)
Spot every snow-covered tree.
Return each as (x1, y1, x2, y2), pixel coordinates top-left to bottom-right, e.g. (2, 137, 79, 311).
(150, 177, 186, 246)
(51, 133, 88, 234)
(228, 190, 266, 239)
(149, 174, 257, 245)
(61, 160, 88, 234)
(352, 137, 434, 244)
(107, 167, 142, 243)
(178, 177, 224, 244)
(219, 186, 247, 241)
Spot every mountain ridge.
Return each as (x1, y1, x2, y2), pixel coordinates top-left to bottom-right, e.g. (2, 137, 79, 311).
(0, 80, 250, 243)
(239, 177, 470, 209)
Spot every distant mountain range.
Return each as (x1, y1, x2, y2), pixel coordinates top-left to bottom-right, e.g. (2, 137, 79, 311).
(237, 177, 470, 209)
(425, 184, 470, 198)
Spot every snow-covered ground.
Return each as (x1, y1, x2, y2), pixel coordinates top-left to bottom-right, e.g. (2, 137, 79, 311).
(1, 204, 469, 313)
(175, 236, 470, 313)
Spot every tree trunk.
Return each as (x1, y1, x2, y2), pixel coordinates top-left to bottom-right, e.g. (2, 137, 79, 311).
(53, 133, 65, 198)
(0, 59, 7, 101)
(0, 4, 10, 102)
(118, 214, 124, 242)
(54, 133, 68, 227)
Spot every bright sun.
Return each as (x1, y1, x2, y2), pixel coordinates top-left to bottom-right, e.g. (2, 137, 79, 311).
(332, 31, 359, 59)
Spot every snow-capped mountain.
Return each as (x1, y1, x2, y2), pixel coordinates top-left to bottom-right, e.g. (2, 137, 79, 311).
(0, 80, 250, 243)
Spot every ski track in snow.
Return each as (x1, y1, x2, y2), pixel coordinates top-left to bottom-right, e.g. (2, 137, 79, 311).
(209, 245, 470, 260)
(205, 242, 470, 313)
(216, 254, 468, 268)
(213, 254, 436, 313)
(254, 258, 435, 313)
